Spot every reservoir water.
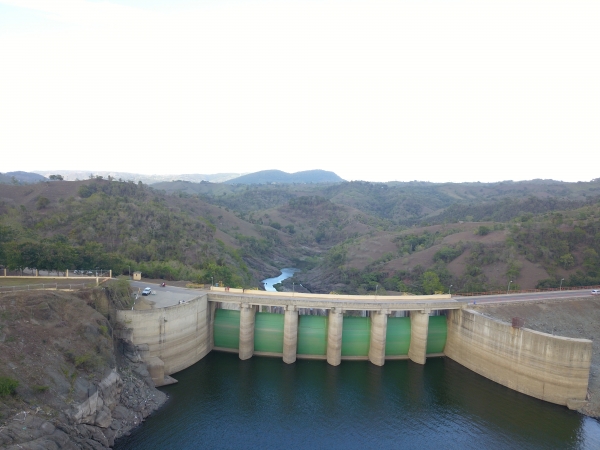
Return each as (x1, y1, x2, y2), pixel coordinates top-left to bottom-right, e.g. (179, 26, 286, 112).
(261, 267, 299, 291)
(115, 352, 600, 449)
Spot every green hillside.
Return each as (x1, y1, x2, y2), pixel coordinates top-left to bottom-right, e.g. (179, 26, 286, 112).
(2, 176, 600, 294)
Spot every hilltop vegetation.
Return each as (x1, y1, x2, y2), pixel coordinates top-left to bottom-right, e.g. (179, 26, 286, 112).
(1, 176, 600, 294)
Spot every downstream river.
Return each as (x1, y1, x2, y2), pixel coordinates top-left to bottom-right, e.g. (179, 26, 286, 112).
(115, 352, 600, 449)
(261, 267, 299, 291)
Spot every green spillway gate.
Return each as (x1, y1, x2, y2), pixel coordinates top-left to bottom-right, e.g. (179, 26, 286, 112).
(212, 309, 447, 357)
(385, 317, 411, 356)
(254, 312, 285, 353)
(341, 317, 371, 357)
(213, 309, 240, 349)
(297, 315, 328, 356)
(426, 315, 447, 354)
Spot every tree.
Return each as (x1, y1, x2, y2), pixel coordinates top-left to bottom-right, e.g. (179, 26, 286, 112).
(583, 249, 599, 273)
(49, 174, 64, 180)
(475, 225, 491, 236)
(421, 271, 445, 294)
(36, 196, 50, 209)
(559, 253, 575, 270)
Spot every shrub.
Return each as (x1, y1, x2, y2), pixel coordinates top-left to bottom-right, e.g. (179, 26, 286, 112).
(433, 245, 464, 263)
(0, 377, 19, 396)
(475, 225, 491, 236)
(36, 196, 50, 209)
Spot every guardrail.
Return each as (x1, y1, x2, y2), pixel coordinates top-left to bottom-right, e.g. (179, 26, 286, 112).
(0, 282, 93, 293)
(456, 285, 600, 297)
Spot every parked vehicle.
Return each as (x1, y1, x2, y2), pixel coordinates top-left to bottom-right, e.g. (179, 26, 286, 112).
(592, 290, 600, 295)
(142, 287, 152, 296)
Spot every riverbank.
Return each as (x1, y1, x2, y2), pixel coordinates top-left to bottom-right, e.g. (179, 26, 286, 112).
(0, 290, 167, 449)
(474, 297, 600, 418)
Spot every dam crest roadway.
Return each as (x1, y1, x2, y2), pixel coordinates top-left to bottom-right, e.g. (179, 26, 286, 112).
(118, 283, 594, 410)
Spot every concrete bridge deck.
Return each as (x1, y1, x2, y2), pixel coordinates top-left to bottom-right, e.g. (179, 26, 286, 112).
(208, 291, 464, 311)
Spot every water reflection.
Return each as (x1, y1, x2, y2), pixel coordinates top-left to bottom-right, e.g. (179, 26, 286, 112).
(116, 353, 600, 450)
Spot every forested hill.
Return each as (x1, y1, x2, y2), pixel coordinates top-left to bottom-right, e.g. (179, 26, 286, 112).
(224, 169, 344, 185)
(0, 179, 294, 287)
(2, 177, 600, 295)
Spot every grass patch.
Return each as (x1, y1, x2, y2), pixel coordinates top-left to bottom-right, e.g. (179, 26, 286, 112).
(0, 377, 19, 396)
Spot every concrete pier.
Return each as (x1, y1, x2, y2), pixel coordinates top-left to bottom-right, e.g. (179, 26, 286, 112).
(408, 310, 429, 365)
(239, 303, 256, 360)
(368, 310, 388, 366)
(327, 308, 343, 366)
(283, 306, 298, 364)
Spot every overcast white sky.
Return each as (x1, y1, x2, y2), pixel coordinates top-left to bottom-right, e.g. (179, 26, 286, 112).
(1, 0, 599, 183)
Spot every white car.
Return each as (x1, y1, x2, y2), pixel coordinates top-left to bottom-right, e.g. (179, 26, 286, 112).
(142, 287, 152, 296)
(592, 290, 600, 295)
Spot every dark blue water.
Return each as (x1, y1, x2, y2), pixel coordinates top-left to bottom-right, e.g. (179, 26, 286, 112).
(115, 352, 600, 449)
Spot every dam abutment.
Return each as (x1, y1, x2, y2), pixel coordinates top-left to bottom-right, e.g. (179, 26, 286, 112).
(444, 308, 591, 406)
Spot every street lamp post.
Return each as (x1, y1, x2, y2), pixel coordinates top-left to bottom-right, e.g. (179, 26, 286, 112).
(449, 285, 453, 295)
(375, 284, 379, 296)
(211, 276, 214, 287)
(560, 278, 564, 291)
(128, 265, 131, 280)
(507, 280, 513, 295)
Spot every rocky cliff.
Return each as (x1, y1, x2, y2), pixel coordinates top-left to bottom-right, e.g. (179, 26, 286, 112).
(0, 290, 167, 449)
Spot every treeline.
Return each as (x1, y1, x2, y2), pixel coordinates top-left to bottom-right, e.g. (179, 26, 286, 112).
(511, 218, 600, 288)
(428, 196, 599, 225)
(0, 180, 254, 287)
(0, 232, 123, 274)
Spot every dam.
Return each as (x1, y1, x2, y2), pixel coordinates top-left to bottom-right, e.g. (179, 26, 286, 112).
(115, 288, 592, 409)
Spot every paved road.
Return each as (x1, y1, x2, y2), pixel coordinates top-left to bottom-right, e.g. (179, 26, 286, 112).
(129, 280, 204, 308)
(457, 289, 596, 304)
(127, 280, 597, 309)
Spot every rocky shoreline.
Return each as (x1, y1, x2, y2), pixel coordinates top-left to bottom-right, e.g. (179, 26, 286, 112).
(0, 290, 167, 449)
(1, 362, 166, 449)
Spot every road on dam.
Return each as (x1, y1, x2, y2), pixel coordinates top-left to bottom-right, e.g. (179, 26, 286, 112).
(129, 280, 200, 307)
(127, 280, 596, 308)
(457, 289, 597, 304)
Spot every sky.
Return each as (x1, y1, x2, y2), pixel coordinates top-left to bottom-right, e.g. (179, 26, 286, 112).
(1, 0, 599, 183)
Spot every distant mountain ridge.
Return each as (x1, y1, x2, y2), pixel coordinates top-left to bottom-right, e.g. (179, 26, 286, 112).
(0, 171, 48, 184)
(34, 171, 245, 184)
(225, 170, 344, 185)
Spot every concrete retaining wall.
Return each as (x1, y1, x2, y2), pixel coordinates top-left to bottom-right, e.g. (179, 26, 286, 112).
(444, 309, 592, 406)
(116, 295, 211, 378)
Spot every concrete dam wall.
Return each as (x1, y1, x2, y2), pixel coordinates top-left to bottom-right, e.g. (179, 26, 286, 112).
(116, 292, 591, 406)
(116, 294, 212, 386)
(444, 308, 592, 407)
